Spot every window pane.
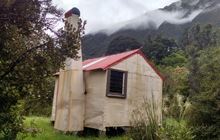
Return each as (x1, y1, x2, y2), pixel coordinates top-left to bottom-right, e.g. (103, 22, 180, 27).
(109, 70, 124, 94)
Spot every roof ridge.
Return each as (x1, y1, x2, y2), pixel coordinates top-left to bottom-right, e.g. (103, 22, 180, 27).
(83, 49, 140, 62)
(82, 49, 164, 81)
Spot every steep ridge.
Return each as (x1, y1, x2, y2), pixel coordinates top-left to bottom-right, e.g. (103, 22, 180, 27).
(82, 0, 220, 59)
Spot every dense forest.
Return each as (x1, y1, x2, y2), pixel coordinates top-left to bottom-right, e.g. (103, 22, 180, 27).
(0, 0, 220, 140)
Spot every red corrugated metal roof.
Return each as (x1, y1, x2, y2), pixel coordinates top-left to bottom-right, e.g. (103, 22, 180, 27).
(83, 49, 139, 71)
(83, 49, 164, 80)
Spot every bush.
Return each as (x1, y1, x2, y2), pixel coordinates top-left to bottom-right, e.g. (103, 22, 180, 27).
(128, 100, 194, 140)
(192, 125, 220, 140)
(0, 101, 25, 140)
(129, 102, 160, 140)
(159, 118, 195, 140)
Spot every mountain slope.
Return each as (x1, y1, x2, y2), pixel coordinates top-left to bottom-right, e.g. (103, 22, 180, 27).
(82, 0, 220, 59)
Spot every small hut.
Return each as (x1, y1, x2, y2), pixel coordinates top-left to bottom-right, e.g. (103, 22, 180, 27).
(51, 7, 163, 132)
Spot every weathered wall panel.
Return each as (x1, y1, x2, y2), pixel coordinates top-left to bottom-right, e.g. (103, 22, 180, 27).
(54, 69, 85, 131)
(51, 76, 59, 122)
(104, 53, 163, 127)
(84, 70, 106, 130)
(104, 98, 129, 127)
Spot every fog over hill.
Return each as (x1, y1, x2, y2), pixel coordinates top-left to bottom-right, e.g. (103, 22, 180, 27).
(82, 0, 220, 59)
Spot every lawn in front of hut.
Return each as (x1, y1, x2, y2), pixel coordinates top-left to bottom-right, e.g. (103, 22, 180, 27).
(17, 117, 128, 140)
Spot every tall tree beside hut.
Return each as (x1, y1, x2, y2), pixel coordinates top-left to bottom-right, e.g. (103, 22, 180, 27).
(0, 0, 85, 139)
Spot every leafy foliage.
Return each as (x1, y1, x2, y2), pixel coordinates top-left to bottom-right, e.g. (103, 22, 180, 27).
(129, 101, 160, 140)
(159, 118, 195, 140)
(162, 66, 189, 118)
(179, 24, 220, 139)
(0, 0, 85, 139)
(142, 35, 179, 64)
(129, 101, 194, 140)
(182, 24, 218, 50)
(160, 51, 187, 67)
(185, 47, 220, 139)
(106, 36, 142, 55)
(154, 24, 220, 139)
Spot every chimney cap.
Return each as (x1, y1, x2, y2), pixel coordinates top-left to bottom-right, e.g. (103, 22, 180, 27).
(65, 7, 80, 18)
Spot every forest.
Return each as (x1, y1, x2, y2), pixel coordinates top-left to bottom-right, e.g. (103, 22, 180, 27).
(0, 0, 219, 140)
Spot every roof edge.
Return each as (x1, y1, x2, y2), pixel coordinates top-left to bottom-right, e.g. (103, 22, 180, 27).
(103, 49, 164, 81)
(103, 49, 140, 70)
(137, 50, 165, 81)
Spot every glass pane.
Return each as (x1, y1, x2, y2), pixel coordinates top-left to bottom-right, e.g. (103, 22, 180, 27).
(109, 70, 124, 94)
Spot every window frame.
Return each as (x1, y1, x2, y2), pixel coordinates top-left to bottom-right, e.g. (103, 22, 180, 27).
(106, 69, 128, 98)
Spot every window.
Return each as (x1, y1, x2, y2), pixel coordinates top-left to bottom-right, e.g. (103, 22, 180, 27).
(106, 69, 127, 98)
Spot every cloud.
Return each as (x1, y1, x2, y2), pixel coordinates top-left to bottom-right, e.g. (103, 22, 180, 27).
(93, 0, 219, 35)
(95, 9, 204, 35)
(52, 0, 179, 33)
(52, 0, 219, 35)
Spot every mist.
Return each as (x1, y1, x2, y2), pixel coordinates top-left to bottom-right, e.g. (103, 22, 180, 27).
(52, 0, 219, 35)
(96, 0, 219, 35)
(52, 0, 179, 33)
(98, 9, 204, 35)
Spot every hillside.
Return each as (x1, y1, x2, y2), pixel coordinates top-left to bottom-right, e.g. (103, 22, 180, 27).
(82, 0, 220, 59)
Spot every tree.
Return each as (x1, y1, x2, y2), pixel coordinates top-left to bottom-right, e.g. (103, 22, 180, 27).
(141, 35, 187, 119)
(162, 66, 189, 119)
(0, 0, 15, 7)
(185, 47, 220, 139)
(181, 24, 220, 139)
(106, 36, 142, 55)
(182, 24, 218, 97)
(142, 35, 179, 64)
(161, 50, 187, 67)
(0, 0, 85, 139)
(182, 24, 217, 50)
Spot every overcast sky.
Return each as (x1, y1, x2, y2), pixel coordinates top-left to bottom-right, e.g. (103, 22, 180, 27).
(52, 0, 179, 33)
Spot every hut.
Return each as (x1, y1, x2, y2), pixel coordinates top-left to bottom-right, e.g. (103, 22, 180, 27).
(51, 7, 163, 132)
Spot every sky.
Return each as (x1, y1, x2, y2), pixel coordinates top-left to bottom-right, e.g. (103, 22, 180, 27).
(52, 0, 179, 33)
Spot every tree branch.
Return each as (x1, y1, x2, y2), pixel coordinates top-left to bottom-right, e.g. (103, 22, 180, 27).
(0, 42, 48, 80)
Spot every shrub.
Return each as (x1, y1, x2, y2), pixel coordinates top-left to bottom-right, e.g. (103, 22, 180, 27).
(128, 100, 194, 140)
(159, 118, 195, 140)
(129, 101, 160, 140)
(0, 101, 24, 140)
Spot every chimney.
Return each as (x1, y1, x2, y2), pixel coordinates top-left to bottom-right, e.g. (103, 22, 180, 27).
(64, 7, 81, 29)
(54, 7, 85, 132)
(64, 7, 82, 70)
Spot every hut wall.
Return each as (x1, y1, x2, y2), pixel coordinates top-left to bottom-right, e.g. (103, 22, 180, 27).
(84, 70, 106, 131)
(54, 70, 85, 131)
(53, 10, 85, 132)
(51, 76, 59, 122)
(104, 53, 163, 127)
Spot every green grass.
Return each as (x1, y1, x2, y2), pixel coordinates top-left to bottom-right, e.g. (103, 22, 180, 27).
(17, 117, 128, 140)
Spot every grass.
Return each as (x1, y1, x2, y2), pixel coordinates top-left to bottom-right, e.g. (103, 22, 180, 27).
(17, 117, 128, 140)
